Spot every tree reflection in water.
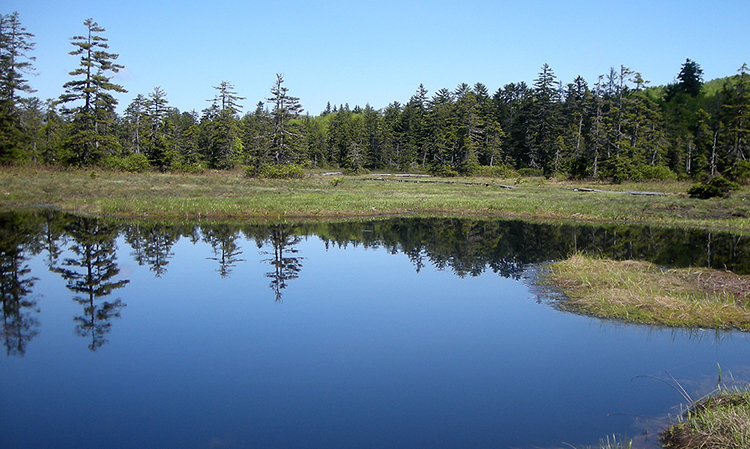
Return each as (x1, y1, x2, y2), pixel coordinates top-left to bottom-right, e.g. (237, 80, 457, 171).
(123, 223, 177, 277)
(261, 226, 303, 302)
(52, 217, 129, 351)
(0, 214, 41, 356)
(203, 224, 244, 278)
(2, 210, 750, 354)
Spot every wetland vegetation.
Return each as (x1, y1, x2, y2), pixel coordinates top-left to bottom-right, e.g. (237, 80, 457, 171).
(2, 12, 749, 448)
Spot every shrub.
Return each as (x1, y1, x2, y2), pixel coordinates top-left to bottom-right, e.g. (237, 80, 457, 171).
(474, 165, 518, 178)
(637, 165, 678, 181)
(428, 164, 459, 177)
(251, 163, 306, 179)
(330, 176, 344, 186)
(600, 157, 635, 184)
(517, 167, 544, 177)
(343, 166, 369, 175)
(688, 176, 740, 199)
(102, 154, 151, 172)
(171, 161, 205, 174)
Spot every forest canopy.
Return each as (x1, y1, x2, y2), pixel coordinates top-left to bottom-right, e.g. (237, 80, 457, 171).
(1, 13, 749, 183)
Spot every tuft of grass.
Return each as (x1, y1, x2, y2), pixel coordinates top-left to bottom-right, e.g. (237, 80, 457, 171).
(567, 434, 632, 449)
(661, 388, 750, 449)
(545, 254, 750, 331)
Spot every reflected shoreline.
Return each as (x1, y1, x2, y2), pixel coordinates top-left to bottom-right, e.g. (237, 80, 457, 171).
(1, 209, 749, 354)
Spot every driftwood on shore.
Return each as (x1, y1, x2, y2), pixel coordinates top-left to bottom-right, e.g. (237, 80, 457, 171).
(573, 188, 667, 196)
(362, 176, 517, 189)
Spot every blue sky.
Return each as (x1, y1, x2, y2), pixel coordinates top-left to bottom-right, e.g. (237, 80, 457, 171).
(7, 0, 750, 115)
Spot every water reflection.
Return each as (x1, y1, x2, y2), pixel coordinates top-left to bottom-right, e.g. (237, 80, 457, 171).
(0, 210, 749, 354)
(2, 210, 750, 449)
(123, 223, 177, 277)
(50, 217, 129, 351)
(0, 214, 41, 356)
(260, 225, 304, 302)
(202, 224, 245, 278)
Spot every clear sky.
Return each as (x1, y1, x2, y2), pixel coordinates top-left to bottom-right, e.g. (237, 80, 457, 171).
(6, 0, 750, 115)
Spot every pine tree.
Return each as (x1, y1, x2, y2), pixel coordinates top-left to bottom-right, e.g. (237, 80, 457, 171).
(59, 18, 127, 166)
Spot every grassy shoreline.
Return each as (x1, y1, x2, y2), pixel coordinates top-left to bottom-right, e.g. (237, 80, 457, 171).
(546, 255, 750, 449)
(1, 166, 749, 231)
(661, 388, 750, 449)
(545, 254, 750, 331)
(3, 166, 749, 449)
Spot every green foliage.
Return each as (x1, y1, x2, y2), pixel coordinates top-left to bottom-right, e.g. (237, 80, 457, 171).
(661, 388, 750, 449)
(2, 19, 749, 184)
(428, 164, 459, 177)
(102, 153, 151, 172)
(343, 166, 369, 175)
(688, 176, 740, 199)
(724, 160, 750, 184)
(473, 164, 518, 178)
(171, 160, 204, 174)
(517, 167, 544, 177)
(637, 165, 678, 181)
(249, 163, 306, 179)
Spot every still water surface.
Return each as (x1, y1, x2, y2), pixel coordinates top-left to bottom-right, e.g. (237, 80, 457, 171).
(1, 212, 749, 449)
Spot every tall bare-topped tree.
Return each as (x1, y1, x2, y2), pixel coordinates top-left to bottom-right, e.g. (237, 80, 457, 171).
(59, 18, 126, 165)
(267, 73, 303, 164)
(0, 12, 36, 162)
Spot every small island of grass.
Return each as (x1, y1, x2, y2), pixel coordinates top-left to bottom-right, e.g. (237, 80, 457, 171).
(545, 254, 750, 331)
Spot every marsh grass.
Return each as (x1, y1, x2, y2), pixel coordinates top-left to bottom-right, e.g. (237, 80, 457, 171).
(660, 388, 750, 449)
(1, 166, 749, 230)
(546, 254, 750, 330)
(565, 434, 633, 449)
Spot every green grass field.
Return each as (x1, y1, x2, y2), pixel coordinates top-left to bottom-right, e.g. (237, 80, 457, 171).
(2, 166, 749, 231)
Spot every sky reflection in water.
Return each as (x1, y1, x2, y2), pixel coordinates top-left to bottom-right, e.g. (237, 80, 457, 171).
(1, 214, 749, 449)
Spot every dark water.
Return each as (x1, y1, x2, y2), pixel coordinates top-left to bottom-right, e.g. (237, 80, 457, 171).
(1, 211, 749, 449)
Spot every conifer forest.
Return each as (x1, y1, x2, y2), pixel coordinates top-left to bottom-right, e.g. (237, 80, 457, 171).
(2, 13, 749, 182)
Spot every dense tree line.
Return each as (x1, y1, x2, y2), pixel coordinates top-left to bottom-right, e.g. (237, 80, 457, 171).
(2, 13, 749, 182)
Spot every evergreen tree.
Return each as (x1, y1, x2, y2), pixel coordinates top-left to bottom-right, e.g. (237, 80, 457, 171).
(51, 217, 129, 350)
(527, 63, 562, 173)
(59, 18, 127, 166)
(200, 81, 244, 168)
(240, 101, 272, 166)
(666, 59, 704, 101)
(720, 63, 750, 174)
(0, 12, 36, 162)
(146, 86, 175, 170)
(267, 73, 303, 164)
(122, 94, 149, 154)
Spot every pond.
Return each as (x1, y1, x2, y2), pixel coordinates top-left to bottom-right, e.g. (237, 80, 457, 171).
(1, 211, 749, 449)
